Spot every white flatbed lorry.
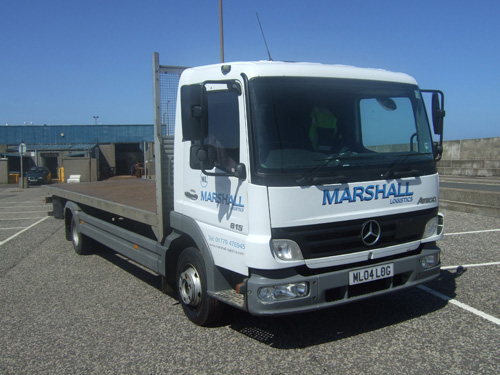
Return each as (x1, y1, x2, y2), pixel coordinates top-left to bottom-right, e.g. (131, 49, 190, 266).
(43, 53, 446, 326)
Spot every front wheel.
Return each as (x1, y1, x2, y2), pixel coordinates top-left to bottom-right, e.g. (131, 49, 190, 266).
(176, 247, 224, 326)
(71, 217, 92, 255)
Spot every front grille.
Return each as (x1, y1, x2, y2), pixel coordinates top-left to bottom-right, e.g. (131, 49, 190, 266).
(272, 208, 437, 260)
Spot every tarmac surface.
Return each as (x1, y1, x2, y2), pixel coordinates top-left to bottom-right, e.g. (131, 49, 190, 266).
(1, 184, 499, 374)
(440, 176, 500, 193)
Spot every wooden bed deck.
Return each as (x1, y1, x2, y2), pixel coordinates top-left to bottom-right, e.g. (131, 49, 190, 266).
(42, 177, 158, 226)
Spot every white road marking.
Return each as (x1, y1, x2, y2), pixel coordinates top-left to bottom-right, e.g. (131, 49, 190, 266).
(0, 227, 27, 230)
(442, 262, 500, 270)
(445, 229, 500, 236)
(0, 205, 47, 209)
(432, 227, 500, 325)
(0, 201, 44, 204)
(0, 211, 51, 214)
(418, 285, 500, 326)
(0, 217, 50, 246)
(0, 217, 46, 221)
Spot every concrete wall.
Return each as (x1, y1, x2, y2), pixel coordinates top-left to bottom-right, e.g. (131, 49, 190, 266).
(99, 144, 116, 169)
(441, 137, 500, 161)
(62, 157, 98, 182)
(438, 137, 500, 177)
(0, 159, 8, 184)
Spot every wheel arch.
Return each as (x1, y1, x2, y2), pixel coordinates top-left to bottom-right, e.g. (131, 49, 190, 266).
(163, 212, 229, 294)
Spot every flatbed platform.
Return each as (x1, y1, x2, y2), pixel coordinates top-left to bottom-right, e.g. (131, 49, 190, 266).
(42, 177, 158, 227)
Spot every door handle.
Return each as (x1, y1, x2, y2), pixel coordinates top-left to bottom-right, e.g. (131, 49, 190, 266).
(184, 190, 198, 200)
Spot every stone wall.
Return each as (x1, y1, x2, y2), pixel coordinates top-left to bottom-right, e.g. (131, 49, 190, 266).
(438, 137, 500, 177)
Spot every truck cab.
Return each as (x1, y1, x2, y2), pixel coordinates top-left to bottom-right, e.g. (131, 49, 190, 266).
(174, 61, 445, 321)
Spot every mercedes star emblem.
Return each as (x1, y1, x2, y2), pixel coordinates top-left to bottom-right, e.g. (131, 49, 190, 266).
(361, 220, 381, 246)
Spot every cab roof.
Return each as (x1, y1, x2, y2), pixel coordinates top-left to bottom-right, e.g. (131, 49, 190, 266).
(180, 60, 418, 86)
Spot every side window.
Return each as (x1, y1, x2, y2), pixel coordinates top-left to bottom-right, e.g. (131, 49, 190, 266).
(205, 90, 240, 172)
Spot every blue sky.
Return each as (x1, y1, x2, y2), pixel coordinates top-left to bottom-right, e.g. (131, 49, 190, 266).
(1, 0, 499, 140)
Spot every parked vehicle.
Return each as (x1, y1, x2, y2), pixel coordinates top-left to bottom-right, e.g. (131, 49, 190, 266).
(43, 53, 445, 326)
(27, 166, 52, 185)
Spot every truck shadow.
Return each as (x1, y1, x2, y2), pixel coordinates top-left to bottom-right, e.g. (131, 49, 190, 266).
(96, 247, 164, 292)
(95, 246, 465, 349)
(226, 269, 465, 349)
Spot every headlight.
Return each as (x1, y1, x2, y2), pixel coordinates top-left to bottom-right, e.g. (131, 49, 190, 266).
(423, 214, 444, 239)
(420, 253, 440, 269)
(271, 239, 303, 261)
(258, 282, 309, 302)
(423, 217, 438, 239)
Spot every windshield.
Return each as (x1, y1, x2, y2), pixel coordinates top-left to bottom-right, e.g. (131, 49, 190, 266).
(249, 77, 435, 185)
(29, 167, 46, 173)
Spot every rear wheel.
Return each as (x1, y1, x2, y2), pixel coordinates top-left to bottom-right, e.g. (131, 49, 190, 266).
(71, 217, 92, 255)
(176, 247, 224, 326)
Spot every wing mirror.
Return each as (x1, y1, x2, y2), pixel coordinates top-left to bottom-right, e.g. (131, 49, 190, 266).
(422, 90, 445, 161)
(181, 84, 207, 141)
(190, 144, 246, 180)
(431, 92, 445, 136)
(190, 144, 215, 170)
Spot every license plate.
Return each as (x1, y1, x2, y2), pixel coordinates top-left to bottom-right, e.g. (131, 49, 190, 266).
(349, 264, 394, 285)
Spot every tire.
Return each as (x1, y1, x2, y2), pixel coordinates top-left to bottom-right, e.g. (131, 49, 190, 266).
(70, 217, 92, 255)
(176, 247, 224, 326)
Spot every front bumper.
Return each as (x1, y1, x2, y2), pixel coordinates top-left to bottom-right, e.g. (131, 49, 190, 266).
(28, 177, 45, 184)
(246, 247, 441, 316)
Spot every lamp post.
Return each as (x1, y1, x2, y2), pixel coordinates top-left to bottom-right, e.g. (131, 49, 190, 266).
(93, 115, 99, 125)
(19, 141, 26, 188)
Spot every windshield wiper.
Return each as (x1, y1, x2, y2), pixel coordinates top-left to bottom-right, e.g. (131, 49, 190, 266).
(296, 156, 346, 186)
(382, 154, 421, 179)
(295, 150, 379, 185)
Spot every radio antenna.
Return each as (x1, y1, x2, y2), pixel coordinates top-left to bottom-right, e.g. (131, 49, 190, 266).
(256, 13, 273, 61)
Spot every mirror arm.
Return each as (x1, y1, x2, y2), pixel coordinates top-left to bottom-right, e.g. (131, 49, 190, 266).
(433, 130, 444, 161)
(434, 140, 443, 161)
(201, 163, 247, 180)
(201, 169, 232, 177)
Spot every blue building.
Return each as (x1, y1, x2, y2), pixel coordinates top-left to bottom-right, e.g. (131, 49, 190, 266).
(1, 124, 154, 182)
